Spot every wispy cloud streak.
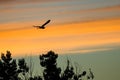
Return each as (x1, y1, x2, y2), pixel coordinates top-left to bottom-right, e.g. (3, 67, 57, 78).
(0, 0, 120, 55)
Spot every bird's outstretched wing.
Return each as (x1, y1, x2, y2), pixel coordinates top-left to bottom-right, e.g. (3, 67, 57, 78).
(42, 20, 51, 26)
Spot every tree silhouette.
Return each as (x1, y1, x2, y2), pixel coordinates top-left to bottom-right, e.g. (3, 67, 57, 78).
(39, 50, 93, 80)
(60, 59, 74, 80)
(29, 76, 42, 80)
(0, 51, 29, 80)
(0, 50, 94, 80)
(0, 51, 18, 80)
(18, 58, 29, 80)
(60, 59, 87, 80)
(87, 68, 94, 80)
(39, 50, 61, 80)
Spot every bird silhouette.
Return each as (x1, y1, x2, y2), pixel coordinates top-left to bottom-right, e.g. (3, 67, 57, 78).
(33, 20, 51, 29)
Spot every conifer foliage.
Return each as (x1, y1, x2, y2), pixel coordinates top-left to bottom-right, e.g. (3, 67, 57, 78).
(0, 50, 94, 80)
(0, 51, 29, 80)
(39, 50, 93, 80)
(39, 51, 61, 80)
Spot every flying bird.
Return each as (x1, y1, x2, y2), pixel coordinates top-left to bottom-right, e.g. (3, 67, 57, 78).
(33, 20, 51, 29)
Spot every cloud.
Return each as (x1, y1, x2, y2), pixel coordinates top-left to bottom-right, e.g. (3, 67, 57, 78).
(0, 0, 69, 4)
(68, 43, 120, 54)
(0, 0, 15, 3)
(0, 0, 120, 27)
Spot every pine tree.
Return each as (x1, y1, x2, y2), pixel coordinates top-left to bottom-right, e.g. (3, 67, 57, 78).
(39, 50, 61, 80)
(0, 51, 18, 80)
(0, 50, 94, 80)
(39, 50, 92, 80)
(0, 51, 29, 80)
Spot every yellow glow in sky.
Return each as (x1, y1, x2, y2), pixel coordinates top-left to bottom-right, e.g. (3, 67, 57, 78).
(0, 18, 120, 56)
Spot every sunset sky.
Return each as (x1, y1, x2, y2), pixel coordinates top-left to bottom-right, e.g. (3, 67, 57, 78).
(0, 0, 120, 80)
(0, 0, 120, 57)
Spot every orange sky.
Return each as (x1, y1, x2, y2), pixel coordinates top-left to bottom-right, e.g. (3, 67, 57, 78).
(0, 0, 120, 57)
(0, 18, 120, 56)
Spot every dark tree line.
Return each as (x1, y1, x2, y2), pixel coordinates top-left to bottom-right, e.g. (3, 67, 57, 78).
(0, 50, 94, 80)
(0, 51, 29, 80)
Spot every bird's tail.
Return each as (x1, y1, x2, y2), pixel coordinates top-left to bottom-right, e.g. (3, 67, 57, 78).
(33, 25, 39, 28)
